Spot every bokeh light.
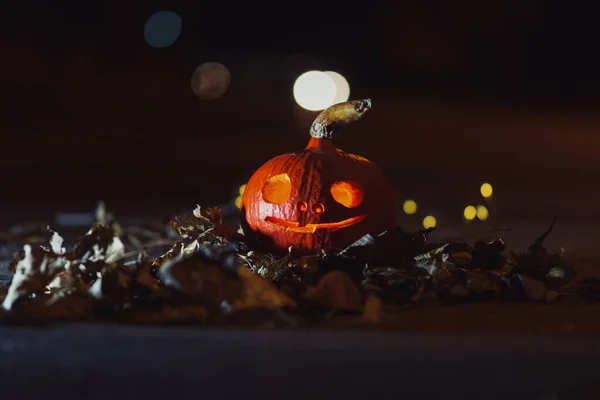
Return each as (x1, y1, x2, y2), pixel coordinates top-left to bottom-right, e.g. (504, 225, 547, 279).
(325, 71, 350, 105)
(191, 62, 231, 100)
(235, 196, 242, 209)
(476, 205, 489, 221)
(422, 215, 437, 229)
(238, 184, 247, 196)
(402, 199, 417, 214)
(463, 205, 477, 221)
(480, 182, 493, 198)
(144, 11, 182, 48)
(293, 71, 337, 111)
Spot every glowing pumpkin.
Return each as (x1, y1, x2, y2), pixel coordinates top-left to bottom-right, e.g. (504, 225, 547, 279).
(241, 99, 398, 255)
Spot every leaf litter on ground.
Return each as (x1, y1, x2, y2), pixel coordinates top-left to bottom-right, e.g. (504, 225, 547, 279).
(0, 204, 583, 326)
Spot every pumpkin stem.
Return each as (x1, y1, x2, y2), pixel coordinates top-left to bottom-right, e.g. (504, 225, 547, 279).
(310, 99, 372, 140)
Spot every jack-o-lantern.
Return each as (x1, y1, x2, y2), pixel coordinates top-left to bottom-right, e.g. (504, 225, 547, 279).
(241, 99, 398, 255)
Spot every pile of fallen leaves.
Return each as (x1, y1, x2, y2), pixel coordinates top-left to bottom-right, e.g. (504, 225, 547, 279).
(0, 205, 586, 326)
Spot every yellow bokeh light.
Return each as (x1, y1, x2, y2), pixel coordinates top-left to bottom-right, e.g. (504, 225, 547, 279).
(293, 71, 337, 111)
(476, 205, 489, 221)
(422, 215, 437, 229)
(480, 183, 493, 198)
(463, 205, 477, 221)
(324, 71, 350, 105)
(238, 184, 247, 196)
(402, 199, 417, 214)
(235, 196, 242, 209)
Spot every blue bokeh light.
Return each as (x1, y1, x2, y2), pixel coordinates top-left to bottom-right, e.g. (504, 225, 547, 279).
(144, 11, 182, 48)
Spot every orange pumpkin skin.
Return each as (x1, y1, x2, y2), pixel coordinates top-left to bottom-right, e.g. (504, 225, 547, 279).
(241, 99, 398, 255)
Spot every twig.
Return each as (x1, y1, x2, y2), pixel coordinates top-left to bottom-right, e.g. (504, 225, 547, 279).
(114, 239, 177, 262)
(531, 217, 557, 248)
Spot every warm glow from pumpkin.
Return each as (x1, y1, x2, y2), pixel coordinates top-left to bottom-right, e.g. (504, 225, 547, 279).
(265, 215, 366, 233)
(238, 184, 247, 196)
(464, 205, 476, 221)
(297, 201, 308, 212)
(330, 181, 363, 208)
(235, 196, 242, 209)
(312, 203, 325, 214)
(402, 200, 417, 214)
(262, 174, 292, 204)
(293, 71, 337, 111)
(476, 205, 489, 221)
(480, 183, 493, 198)
(422, 215, 437, 229)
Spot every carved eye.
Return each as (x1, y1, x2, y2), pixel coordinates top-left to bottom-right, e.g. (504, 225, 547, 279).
(312, 203, 325, 214)
(262, 174, 292, 204)
(330, 181, 363, 208)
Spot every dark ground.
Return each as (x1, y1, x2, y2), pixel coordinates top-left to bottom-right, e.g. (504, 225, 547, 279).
(1, 325, 600, 400)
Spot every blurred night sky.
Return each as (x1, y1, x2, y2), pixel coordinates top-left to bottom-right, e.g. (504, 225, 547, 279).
(2, 0, 600, 252)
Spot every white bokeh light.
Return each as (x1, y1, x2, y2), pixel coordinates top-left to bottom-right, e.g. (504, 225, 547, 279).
(325, 71, 350, 105)
(293, 71, 337, 111)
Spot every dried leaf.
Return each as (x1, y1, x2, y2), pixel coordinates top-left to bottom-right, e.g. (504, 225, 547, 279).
(21, 292, 94, 319)
(409, 281, 427, 302)
(152, 242, 183, 271)
(237, 250, 278, 278)
(95, 201, 109, 225)
(467, 271, 503, 295)
(471, 239, 506, 270)
(305, 270, 362, 312)
(73, 224, 125, 264)
(170, 208, 215, 240)
(515, 274, 559, 302)
(133, 257, 160, 291)
(527, 217, 556, 254)
(361, 290, 384, 323)
(46, 270, 76, 295)
(361, 292, 384, 323)
(230, 266, 296, 311)
(415, 245, 450, 274)
(2, 245, 66, 311)
(362, 265, 427, 301)
(448, 250, 472, 269)
(272, 267, 306, 298)
(337, 229, 416, 266)
(42, 293, 94, 318)
(430, 263, 469, 300)
(49, 231, 66, 256)
(0, 283, 8, 303)
(157, 253, 241, 306)
(0, 203, 585, 326)
(88, 265, 131, 304)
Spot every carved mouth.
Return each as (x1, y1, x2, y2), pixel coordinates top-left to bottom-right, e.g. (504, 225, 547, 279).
(264, 215, 366, 233)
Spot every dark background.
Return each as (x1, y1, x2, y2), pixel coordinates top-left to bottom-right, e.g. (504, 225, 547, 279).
(2, 0, 600, 253)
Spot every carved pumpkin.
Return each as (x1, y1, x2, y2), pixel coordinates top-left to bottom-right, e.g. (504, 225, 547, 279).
(241, 99, 398, 255)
